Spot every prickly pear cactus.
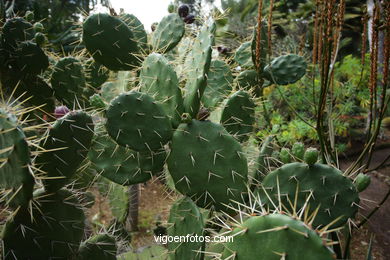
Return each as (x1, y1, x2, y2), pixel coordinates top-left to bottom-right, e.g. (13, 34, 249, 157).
(78, 233, 117, 260)
(36, 111, 94, 191)
(83, 13, 141, 71)
(105, 91, 172, 152)
(168, 197, 205, 260)
(354, 173, 371, 192)
(304, 147, 319, 166)
(279, 147, 291, 164)
(258, 162, 360, 228)
(2, 189, 86, 259)
(167, 120, 248, 212)
(220, 214, 335, 260)
(0, 108, 34, 208)
(88, 125, 166, 185)
(2, 17, 34, 50)
(234, 41, 253, 68)
(151, 14, 185, 53)
(263, 54, 307, 85)
(120, 13, 148, 51)
(202, 59, 233, 109)
(140, 53, 184, 128)
(51, 56, 87, 107)
(291, 142, 305, 160)
(13, 41, 48, 75)
(234, 70, 259, 92)
(220, 90, 255, 142)
(183, 19, 216, 117)
(84, 58, 109, 89)
(254, 136, 274, 183)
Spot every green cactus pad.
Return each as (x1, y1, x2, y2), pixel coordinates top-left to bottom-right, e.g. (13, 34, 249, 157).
(234, 70, 259, 91)
(14, 41, 48, 75)
(106, 181, 130, 222)
(251, 22, 268, 74)
(88, 126, 166, 185)
(304, 147, 319, 166)
(183, 19, 216, 117)
(151, 14, 185, 53)
(105, 91, 172, 152)
(234, 41, 254, 68)
(220, 214, 334, 260)
(220, 90, 255, 142)
(2, 17, 34, 50)
(167, 120, 248, 212)
(83, 13, 141, 71)
(168, 197, 205, 260)
(120, 13, 148, 51)
(354, 173, 371, 192)
(202, 59, 233, 109)
(100, 82, 123, 103)
(279, 147, 292, 164)
(2, 189, 86, 259)
(140, 53, 184, 128)
(33, 22, 44, 32)
(258, 162, 360, 228)
(37, 111, 94, 192)
(254, 136, 274, 184)
(263, 54, 307, 85)
(84, 58, 109, 89)
(118, 245, 168, 259)
(34, 32, 46, 46)
(51, 56, 87, 107)
(78, 234, 117, 260)
(292, 142, 305, 160)
(0, 108, 34, 208)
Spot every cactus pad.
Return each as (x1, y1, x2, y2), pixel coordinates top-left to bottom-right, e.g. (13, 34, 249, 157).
(183, 19, 216, 117)
(120, 13, 148, 51)
(202, 59, 233, 109)
(37, 111, 94, 191)
(105, 91, 172, 152)
(78, 234, 117, 260)
(168, 197, 205, 260)
(151, 14, 185, 53)
(263, 54, 307, 85)
(234, 41, 253, 68)
(220, 90, 255, 142)
(2, 189, 86, 259)
(88, 126, 166, 185)
(51, 57, 87, 107)
(140, 53, 184, 128)
(83, 13, 140, 71)
(167, 120, 248, 212)
(0, 108, 34, 208)
(221, 214, 334, 260)
(258, 162, 360, 228)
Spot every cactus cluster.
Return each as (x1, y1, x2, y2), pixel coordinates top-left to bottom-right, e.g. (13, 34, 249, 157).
(0, 9, 368, 260)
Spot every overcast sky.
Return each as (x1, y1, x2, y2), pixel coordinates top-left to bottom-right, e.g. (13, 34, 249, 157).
(106, 0, 221, 32)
